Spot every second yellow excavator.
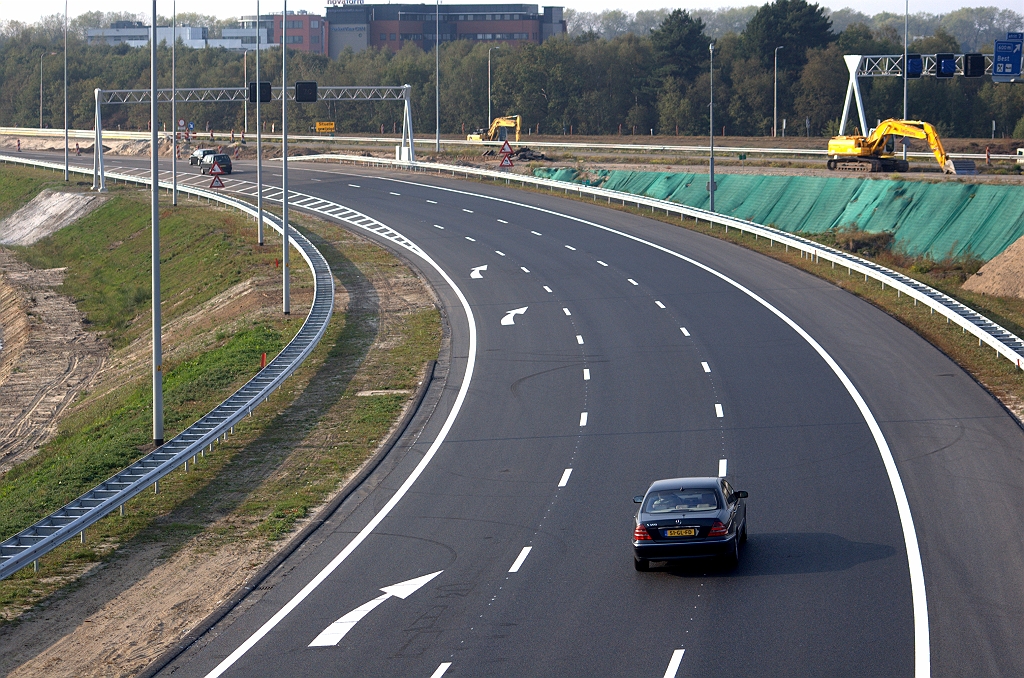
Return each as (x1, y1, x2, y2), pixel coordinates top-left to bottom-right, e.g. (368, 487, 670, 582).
(827, 119, 974, 174)
(467, 115, 521, 143)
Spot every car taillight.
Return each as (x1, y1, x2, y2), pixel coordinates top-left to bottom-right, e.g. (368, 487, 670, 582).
(633, 524, 652, 541)
(708, 521, 728, 537)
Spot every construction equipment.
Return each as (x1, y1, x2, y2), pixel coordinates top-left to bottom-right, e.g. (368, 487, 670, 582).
(468, 115, 521, 143)
(827, 119, 975, 175)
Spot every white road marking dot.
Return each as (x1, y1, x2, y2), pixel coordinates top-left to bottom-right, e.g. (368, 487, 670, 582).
(426, 199, 437, 204)
(465, 237, 476, 242)
(655, 301, 666, 309)
(434, 225, 444, 229)
(531, 231, 542, 236)
(579, 412, 588, 426)
(597, 260, 608, 266)
(718, 459, 728, 477)
(521, 267, 530, 273)
(509, 547, 532, 573)
(627, 278, 638, 285)
(576, 335, 584, 345)
(565, 245, 576, 250)
(680, 327, 690, 336)
(563, 308, 571, 316)
(663, 649, 686, 678)
(495, 250, 505, 256)
(715, 404, 724, 418)
(497, 219, 508, 224)
(702, 362, 711, 373)
(463, 208, 474, 213)
(348, 183, 360, 188)
(430, 663, 452, 678)
(389, 191, 401, 195)
(558, 468, 573, 487)
(543, 286, 552, 293)
(501, 307, 528, 326)
(583, 368, 590, 380)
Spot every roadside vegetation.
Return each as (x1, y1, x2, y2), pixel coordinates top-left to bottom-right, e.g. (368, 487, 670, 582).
(0, 165, 441, 628)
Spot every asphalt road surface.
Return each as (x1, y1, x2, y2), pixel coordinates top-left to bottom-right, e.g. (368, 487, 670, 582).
(16, 152, 1024, 677)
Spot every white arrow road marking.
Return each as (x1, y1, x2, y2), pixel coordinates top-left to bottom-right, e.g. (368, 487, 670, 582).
(559, 468, 573, 487)
(715, 404, 724, 418)
(308, 571, 443, 647)
(430, 663, 453, 678)
(470, 265, 487, 279)
(719, 459, 727, 477)
(501, 307, 528, 325)
(509, 547, 532, 572)
(663, 649, 685, 678)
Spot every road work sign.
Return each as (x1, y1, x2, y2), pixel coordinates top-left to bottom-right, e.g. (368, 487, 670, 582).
(209, 161, 226, 188)
(315, 121, 336, 133)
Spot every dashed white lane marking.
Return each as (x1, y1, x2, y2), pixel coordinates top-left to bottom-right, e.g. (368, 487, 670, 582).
(348, 183, 360, 187)
(543, 286, 553, 293)
(497, 218, 508, 224)
(563, 308, 571, 316)
(715, 404, 724, 418)
(531, 231, 542, 236)
(680, 327, 690, 336)
(583, 368, 590, 381)
(702, 362, 711, 373)
(597, 260, 608, 266)
(434, 225, 444, 229)
(627, 278, 638, 285)
(558, 468, 573, 487)
(663, 649, 686, 678)
(655, 301, 666, 309)
(465, 236, 476, 242)
(501, 307, 528, 326)
(463, 208, 474, 213)
(521, 267, 530, 273)
(430, 663, 452, 678)
(579, 412, 588, 426)
(509, 547, 532, 573)
(470, 265, 487, 279)
(311, 178, 322, 182)
(565, 245, 576, 250)
(718, 459, 728, 477)
(389, 191, 401, 195)
(576, 335, 584, 345)
(495, 250, 505, 256)
(426, 199, 437, 204)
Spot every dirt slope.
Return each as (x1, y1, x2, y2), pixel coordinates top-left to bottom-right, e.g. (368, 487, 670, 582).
(962, 235, 1024, 298)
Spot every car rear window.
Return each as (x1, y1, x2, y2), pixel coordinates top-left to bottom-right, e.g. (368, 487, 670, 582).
(212, 155, 230, 162)
(644, 489, 719, 513)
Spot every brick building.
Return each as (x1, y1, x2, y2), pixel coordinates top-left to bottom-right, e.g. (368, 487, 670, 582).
(238, 11, 328, 54)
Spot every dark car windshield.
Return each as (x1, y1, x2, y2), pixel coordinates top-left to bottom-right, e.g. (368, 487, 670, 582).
(208, 155, 230, 163)
(644, 489, 719, 514)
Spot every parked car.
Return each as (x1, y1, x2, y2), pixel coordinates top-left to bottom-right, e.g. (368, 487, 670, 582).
(199, 154, 232, 175)
(189, 148, 216, 166)
(632, 477, 747, 571)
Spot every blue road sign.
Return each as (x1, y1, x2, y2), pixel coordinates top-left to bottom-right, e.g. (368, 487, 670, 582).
(188, 121, 195, 130)
(993, 40, 1023, 82)
(1008, 32, 1023, 40)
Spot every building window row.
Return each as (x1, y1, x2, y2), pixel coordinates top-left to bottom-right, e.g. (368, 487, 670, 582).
(286, 34, 304, 43)
(285, 19, 303, 28)
(459, 32, 530, 40)
(393, 13, 529, 22)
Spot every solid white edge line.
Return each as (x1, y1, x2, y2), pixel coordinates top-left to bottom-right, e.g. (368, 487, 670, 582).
(663, 649, 685, 678)
(521, 267, 530, 273)
(430, 662, 453, 678)
(597, 260, 608, 266)
(495, 250, 505, 256)
(203, 252, 477, 678)
(558, 468, 573, 487)
(426, 199, 437, 203)
(627, 278, 638, 285)
(509, 546, 532, 573)
(718, 459, 727, 477)
(579, 412, 588, 426)
(715, 404, 724, 418)
(296, 169, 930, 678)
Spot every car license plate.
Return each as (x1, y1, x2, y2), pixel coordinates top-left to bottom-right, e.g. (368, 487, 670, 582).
(665, 528, 695, 537)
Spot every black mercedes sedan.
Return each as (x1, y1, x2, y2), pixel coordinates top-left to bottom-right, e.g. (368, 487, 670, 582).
(632, 477, 747, 571)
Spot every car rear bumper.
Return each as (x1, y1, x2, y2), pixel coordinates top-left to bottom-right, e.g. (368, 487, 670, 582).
(633, 534, 736, 561)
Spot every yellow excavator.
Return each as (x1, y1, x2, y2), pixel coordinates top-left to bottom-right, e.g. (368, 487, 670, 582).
(827, 119, 974, 174)
(468, 115, 521, 143)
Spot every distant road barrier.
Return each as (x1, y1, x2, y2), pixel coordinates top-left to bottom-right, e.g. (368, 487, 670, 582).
(0, 154, 335, 581)
(301, 152, 1024, 371)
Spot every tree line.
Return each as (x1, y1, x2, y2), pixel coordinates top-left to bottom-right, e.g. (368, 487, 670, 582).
(2, 0, 1024, 139)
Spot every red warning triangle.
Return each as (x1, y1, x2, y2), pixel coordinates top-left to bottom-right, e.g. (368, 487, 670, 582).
(499, 141, 513, 155)
(209, 161, 225, 175)
(209, 174, 225, 188)
(499, 155, 514, 168)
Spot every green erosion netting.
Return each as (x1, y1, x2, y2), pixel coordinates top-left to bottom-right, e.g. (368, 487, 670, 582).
(534, 168, 1024, 261)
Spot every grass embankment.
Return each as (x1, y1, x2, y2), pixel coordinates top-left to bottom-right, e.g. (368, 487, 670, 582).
(0, 165, 441, 624)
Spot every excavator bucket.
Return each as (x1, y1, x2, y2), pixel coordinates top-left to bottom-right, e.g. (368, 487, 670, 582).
(947, 159, 978, 175)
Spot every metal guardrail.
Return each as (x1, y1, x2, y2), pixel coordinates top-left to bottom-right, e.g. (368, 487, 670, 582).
(301, 152, 1024, 370)
(0, 154, 335, 580)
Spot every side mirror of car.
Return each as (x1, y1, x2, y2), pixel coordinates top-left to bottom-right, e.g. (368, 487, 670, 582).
(633, 495, 644, 504)
(735, 491, 748, 499)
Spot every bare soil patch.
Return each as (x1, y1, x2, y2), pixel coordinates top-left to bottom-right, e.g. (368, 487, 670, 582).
(962, 235, 1024, 299)
(0, 190, 108, 246)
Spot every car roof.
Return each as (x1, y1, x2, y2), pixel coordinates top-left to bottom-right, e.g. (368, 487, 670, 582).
(646, 477, 722, 492)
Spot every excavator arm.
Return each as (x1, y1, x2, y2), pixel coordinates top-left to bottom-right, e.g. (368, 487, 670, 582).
(863, 120, 955, 173)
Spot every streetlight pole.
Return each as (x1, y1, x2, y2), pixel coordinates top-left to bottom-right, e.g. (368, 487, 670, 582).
(40, 51, 55, 129)
(435, 0, 440, 152)
(903, 0, 909, 160)
(150, 0, 163, 445)
(243, 49, 250, 134)
(773, 45, 784, 138)
(488, 45, 499, 125)
(709, 42, 715, 213)
(282, 0, 290, 315)
(256, 0, 264, 246)
(172, 0, 178, 206)
(63, 0, 68, 181)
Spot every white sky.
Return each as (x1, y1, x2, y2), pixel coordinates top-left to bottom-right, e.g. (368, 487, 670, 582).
(6, 0, 1023, 26)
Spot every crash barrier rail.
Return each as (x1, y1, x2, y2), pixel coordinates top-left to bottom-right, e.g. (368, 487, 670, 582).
(2, 127, 1017, 161)
(303, 152, 1024, 370)
(0, 154, 335, 580)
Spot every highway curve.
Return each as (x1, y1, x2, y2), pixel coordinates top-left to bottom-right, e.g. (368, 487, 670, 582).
(19, 152, 1024, 677)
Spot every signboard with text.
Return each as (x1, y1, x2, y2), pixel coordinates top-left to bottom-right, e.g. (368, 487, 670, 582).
(314, 121, 336, 133)
(993, 39, 1023, 82)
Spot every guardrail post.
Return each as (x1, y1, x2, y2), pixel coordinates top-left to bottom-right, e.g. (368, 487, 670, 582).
(80, 530, 85, 544)
(33, 560, 38, 573)
(120, 504, 124, 516)
(154, 480, 159, 494)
